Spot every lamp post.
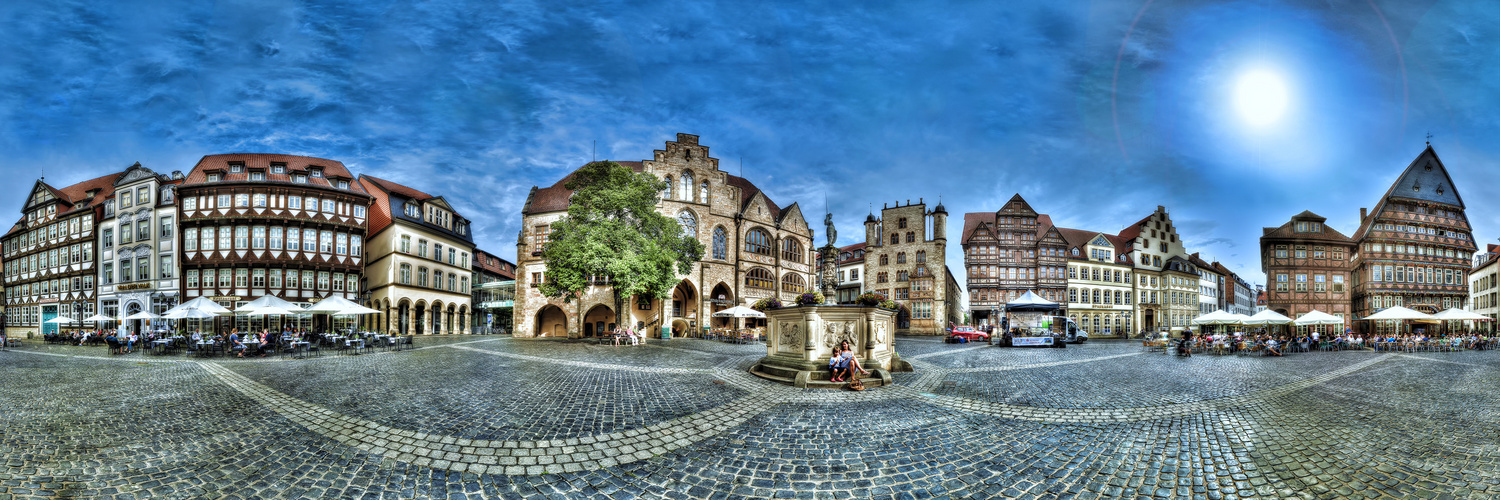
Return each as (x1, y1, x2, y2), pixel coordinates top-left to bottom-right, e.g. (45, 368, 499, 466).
(74, 302, 83, 340)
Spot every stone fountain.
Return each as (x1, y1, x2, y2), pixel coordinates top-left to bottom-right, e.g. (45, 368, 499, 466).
(749, 212, 913, 388)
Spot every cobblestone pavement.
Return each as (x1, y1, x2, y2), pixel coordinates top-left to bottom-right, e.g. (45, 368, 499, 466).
(2, 336, 1498, 499)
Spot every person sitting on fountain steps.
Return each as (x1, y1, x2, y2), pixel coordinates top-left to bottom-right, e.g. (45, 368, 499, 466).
(829, 340, 869, 383)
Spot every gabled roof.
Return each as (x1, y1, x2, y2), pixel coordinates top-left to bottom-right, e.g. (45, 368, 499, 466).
(1188, 253, 1218, 274)
(1261, 210, 1354, 244)
(474, 248, 516, 279)
(358, 174, 470, 240)
(1055, 226, 1132, 264)
(835, 242, 868, 264)
(960, 212, 995, 245)
(1115, 211, 1155, 253)
(181, 154, 369, 196)
(522, 155, 795, 225)
(996, 193, 1038, 216)
(1352, 145, 1465, 242)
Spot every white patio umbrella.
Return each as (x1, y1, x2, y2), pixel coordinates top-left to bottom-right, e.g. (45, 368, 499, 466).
(1191, 310, 1241, 325)
(163, 309, 217, 320)
(82, 314, 118, 323)
(239, 295, 302, 313)
(1242, 309, 1295, 326)
(164, 296, 231, 316)
(1293, 310, 1344, 325)
(305, 296, 362, 313)
(1430, 308, 1490, 321)
(239, 306, 297, 317)
(121, 311, 159, 321)
(1360, 306, 1432, 321)
(44, 316, 78, 324)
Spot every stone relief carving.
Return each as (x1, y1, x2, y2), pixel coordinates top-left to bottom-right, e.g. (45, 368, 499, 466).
(822, 321, 857, 350)
(869, 321, 886, 347)
(779, 322, 802, 350)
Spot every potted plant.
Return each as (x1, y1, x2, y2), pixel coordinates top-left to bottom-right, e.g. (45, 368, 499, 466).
(877, 300, 899, 311)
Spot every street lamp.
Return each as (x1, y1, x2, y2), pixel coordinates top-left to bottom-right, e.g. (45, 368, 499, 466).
(74, 302, 83, 339)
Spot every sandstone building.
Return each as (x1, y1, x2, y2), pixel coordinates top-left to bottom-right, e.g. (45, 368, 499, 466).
(862, 200, 962, 334)
(515, 134, 815, 338)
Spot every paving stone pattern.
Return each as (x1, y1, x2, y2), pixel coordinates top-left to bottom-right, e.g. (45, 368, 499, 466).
(1, 336, 1497, 499)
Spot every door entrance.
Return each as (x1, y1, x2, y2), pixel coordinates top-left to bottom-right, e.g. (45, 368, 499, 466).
(42, 305, 58, 336)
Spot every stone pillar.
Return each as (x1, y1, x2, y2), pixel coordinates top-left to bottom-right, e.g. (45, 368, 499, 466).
(820, 244, 838, 304)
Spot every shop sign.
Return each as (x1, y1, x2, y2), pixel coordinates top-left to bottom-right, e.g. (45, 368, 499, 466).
(118, 283, 152, 291)
(1012, 336, 1053, 347)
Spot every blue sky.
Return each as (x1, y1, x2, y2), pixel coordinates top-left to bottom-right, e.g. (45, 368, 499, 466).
(4, 0, 1500, 293)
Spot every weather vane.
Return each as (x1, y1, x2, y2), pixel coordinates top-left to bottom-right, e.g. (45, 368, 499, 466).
(1426, 131, 1433, 145)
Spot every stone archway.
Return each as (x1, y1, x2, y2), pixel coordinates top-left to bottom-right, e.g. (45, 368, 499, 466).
(710, 283, 735, 328)
(397, 299, 411, 335)
(670, 280, 698, 337)
(536, 305, 567, 338)
(414, 300, 428, 336)
(583, 304, 616, 338)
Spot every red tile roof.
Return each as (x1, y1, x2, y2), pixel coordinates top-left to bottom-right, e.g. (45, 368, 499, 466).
(5, 172, 124, 237)
(960, 212, 995, 245)
(357, 176, 397, 236)
(361, 174, 436, 201)
(181, 154, 370, 196)
(1260, 211, 1355, 244)
(474, 248, 516, 280)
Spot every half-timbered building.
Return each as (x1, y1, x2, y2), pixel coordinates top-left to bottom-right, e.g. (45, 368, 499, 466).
(177, 154, 372, 332)
(3, 173, 118, 337)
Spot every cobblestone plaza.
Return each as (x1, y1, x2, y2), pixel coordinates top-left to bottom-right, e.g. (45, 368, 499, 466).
(2, 337, 1497, 499)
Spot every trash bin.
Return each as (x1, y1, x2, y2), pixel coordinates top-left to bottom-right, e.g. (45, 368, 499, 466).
(660, 326, 671, 340)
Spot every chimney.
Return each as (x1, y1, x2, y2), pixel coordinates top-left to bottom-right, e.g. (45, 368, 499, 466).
(1359, 208, 1367, 222)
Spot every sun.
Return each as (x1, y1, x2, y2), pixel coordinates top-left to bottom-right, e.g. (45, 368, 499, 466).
(1234, 70, 1289, 126)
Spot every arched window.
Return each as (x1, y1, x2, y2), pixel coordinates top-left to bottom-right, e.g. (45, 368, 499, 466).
(879, 254, 889, 266)
(897, 252, 906, 264)
(663, 176, 674, 200)
(700, 181, 710, 204)
(433, 271, 443, 289)
(681, 171, 694, 201)
(418, 267, 429, 287)
(399, 264, 411, 285)
(890, 233, 898, 243)
(745, 228, 772, 255)
(916, 250, 926, 263)
(781, 273, 807, 294)
(678, 210, 698, 238)
(712, 226, 728, 259)
(898, 218, 907, 229)
(906, 232, 915, 243)
(781, 238, 803, 263)
(746, 268, 774, 289)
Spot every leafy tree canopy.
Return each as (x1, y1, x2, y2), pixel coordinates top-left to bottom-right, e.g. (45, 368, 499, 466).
(539, 161, 705, 308)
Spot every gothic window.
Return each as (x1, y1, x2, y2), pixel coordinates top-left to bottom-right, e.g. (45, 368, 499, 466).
(906, 232, 915, 243)
(781, 238, 803, 263)
(880, 254, 889, 266)
(680, 171, 694, 201)
(745, 228, 772, 255)
(897, 252, 906, 264)
(898, 218, 907, 229)
(712, 226, 728, 259)
(916, 250, 926, 263)
(678, 210, 698, 238)
(663, 176, 674, 200)
(746, 268, 774, 289)
(781, 273, 807, 294)
(700, 181, 710, 204)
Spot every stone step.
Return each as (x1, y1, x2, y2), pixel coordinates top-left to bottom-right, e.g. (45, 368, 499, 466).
(749, 366, 888, 389)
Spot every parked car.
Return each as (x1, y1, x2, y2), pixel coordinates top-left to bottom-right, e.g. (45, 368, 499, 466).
(945, 325, 989, 343)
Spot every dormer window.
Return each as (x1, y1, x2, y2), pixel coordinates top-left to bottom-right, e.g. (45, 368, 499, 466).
(293, 175, 307, 184)
(250, 171, 265, 181)
(271, 163, 286, 174)
(336, 180, 349, 189)
(207, 173, 222, 182)
(404, 203, 420, 218)
(310, 168, 323, 178)
(230, 164, 244, 173)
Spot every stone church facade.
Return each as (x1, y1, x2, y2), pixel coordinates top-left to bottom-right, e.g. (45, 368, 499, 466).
(515, 133, 816, 339)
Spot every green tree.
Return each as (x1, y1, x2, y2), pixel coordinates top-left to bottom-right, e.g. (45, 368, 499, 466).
(538, 161, 705, 331)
